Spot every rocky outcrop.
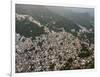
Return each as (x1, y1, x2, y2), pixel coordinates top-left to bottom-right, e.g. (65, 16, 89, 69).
(16, 32, 94, 73)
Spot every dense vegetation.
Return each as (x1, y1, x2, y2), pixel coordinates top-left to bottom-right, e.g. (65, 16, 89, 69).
(16, 18, 45, 39)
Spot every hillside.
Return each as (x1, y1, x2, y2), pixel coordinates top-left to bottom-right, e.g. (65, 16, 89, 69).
(15, 4, 94, 73)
